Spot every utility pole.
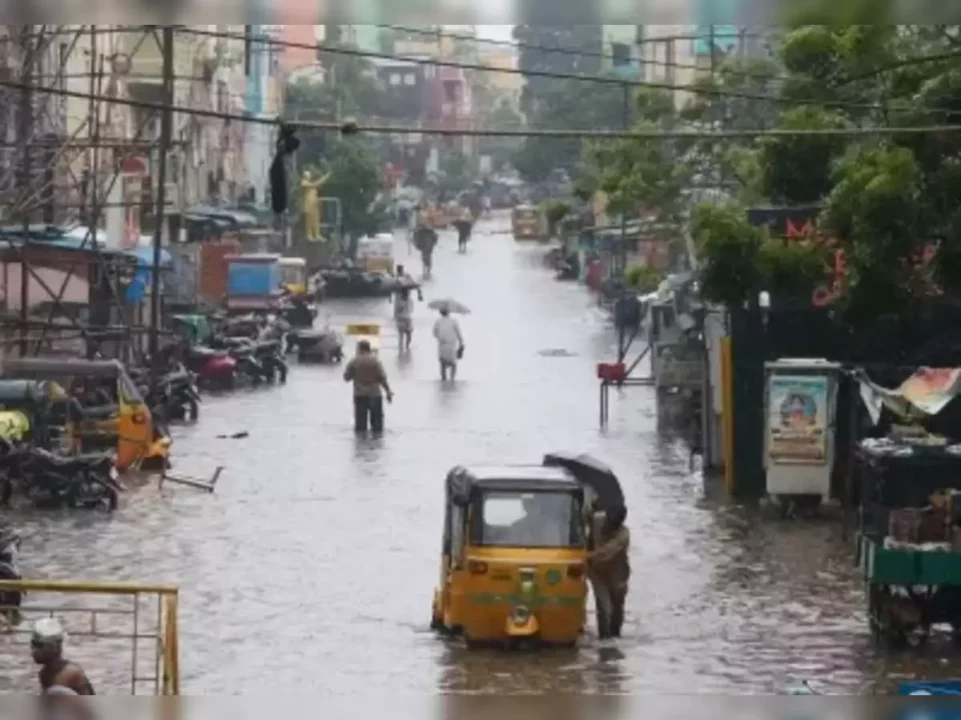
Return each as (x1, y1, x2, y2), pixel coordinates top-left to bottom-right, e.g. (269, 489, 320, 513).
(18, 31, 36, 357)
(149, 26, 174, 390)
(617, 81, 630, 361)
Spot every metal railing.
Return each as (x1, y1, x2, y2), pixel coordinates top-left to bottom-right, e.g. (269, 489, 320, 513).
(0, 579, 179, 695)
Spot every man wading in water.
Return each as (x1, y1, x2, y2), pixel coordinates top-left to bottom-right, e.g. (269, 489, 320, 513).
(31, 618, 95, 695)
(343, 340, 393, 433)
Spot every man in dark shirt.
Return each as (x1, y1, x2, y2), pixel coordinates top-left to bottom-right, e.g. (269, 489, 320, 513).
(343, 340, 393, 433)
(32, 618, 95, 695)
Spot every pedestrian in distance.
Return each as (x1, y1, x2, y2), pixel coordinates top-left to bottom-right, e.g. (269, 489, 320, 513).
(393, 265, 423, 301)
(31, 618, 95, 695)
(433, 307, 465, 381)
(343, 340, 393, 434)
(586, 504, 630, 640)
(394, 288, 415, 353)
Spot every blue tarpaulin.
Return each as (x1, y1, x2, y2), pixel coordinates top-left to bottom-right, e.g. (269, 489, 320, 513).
(899, 681, 961, 695)
(123, 247, 171, 304)
(125, 266, 150, 304)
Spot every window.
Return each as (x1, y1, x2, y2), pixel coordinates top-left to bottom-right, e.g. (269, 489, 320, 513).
(611, 42, 630, 67)
(477, 491, 583, 548)
(389, 73, 401, 85)
(404, 73, 416, 85)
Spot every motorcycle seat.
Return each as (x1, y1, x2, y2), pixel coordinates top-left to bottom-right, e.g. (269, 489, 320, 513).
(189, 346, 226, 359)
(253, 340, 280, 352)
(31, 447, 112, 468)
(160, 372, 192, 385)
(81, 404, 119, 420)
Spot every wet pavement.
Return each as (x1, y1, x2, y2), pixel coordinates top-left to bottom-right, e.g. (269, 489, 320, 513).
(0, 213, 955, 696)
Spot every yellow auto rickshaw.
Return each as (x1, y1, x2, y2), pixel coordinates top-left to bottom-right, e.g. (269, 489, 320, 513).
(278, 256, 308, 296)
(431, 463, 593, 647)
(1, 358, 169, 472)
(511, 204, 547, 240)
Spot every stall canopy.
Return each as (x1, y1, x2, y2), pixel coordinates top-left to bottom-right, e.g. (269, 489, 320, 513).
(855, 367, 961, 424)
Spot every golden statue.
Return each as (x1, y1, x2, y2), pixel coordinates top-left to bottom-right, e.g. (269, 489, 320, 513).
(300, 170, 332, 241)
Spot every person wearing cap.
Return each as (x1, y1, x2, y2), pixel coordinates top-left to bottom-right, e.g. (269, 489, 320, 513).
(586, 504, 630, 640)
(31, 618, 95, 695)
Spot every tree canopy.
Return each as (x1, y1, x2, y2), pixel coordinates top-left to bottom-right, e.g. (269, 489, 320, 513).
(589, 22, 961, 331)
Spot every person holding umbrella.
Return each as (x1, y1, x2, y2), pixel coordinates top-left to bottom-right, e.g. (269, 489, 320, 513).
(542, 452, 629, 640)
(430, 300, 468, 381)
(587, 504, 630, 639)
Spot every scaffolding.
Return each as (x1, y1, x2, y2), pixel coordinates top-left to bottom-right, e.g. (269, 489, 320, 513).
(0, 25, 252, 374)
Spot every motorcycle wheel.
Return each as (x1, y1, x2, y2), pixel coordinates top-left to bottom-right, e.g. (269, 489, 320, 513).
(186, 398, 199, 421)
(0, 477, 11, 507)
(277, 363, 288, 383)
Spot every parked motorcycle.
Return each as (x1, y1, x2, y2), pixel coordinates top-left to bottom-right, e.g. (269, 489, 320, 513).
(289, 327, 344, 363)
(184, 346, 238, 390)
(252, 339, 288, 382)
(0, 527, 22, 625)
(147, 367, 201, 421)
(20, 448, 121, 511)
(278, 299, 317, 328)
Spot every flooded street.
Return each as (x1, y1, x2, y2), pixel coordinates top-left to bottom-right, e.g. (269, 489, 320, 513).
(0, 213, 951, 696)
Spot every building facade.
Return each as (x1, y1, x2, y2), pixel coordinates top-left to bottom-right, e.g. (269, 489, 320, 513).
(602, 24, 643, 79)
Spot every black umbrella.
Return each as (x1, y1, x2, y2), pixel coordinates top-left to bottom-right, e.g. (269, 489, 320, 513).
(542, 451, 625, 512)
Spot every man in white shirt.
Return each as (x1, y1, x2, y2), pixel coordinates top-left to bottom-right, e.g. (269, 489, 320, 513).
(432, 307, 464, 381)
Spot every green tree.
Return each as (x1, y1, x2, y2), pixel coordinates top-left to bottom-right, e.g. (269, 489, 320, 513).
(479, 99, 524, 171)
(439, 147, 471, 192)
(580, 88, 689, 225)
(688, 22, 961, 324)
(514, 78, 626, 182)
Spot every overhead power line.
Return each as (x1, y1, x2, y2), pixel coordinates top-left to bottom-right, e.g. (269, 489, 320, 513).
(374, 24, 781, 83)
(3, 76, 961, 141)
(173, 26, 948, 116)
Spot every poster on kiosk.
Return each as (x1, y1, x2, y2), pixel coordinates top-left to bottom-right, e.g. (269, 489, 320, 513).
(764, 358, 842, 508)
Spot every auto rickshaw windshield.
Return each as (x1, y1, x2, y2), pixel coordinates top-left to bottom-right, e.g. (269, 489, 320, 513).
(476, 490, 584, 549)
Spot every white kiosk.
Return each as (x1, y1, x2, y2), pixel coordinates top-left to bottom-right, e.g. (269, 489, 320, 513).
(764, 358, 842, 508)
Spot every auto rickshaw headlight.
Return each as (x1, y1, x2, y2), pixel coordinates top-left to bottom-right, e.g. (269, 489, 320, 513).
(511, 606, 531, 624)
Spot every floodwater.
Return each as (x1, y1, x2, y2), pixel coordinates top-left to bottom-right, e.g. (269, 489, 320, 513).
(0, 214, 955, 697)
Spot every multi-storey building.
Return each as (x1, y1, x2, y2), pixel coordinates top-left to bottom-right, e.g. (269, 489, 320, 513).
(602, 25, 643, 79)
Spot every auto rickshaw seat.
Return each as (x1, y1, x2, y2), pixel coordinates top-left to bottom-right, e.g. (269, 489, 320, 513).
(80, 404, 118, 420)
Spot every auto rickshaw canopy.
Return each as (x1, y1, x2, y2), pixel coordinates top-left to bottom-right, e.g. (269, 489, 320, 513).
(445, 464, 582, 508)
(1, 358, 144, 404)
(0, 378, 66, 404)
